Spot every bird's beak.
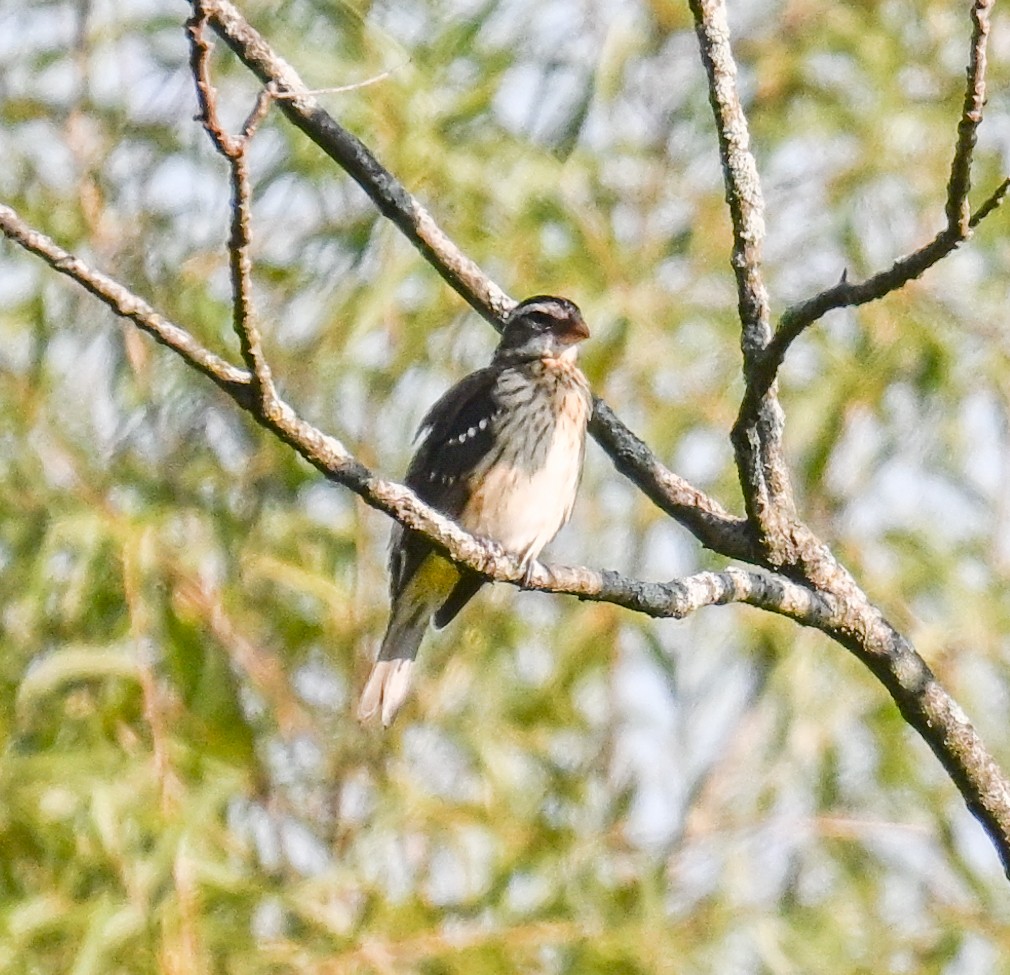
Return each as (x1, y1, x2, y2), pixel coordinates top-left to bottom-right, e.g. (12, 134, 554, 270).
(564, 314, 590, 342)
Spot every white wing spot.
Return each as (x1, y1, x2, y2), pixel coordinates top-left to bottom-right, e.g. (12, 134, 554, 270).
(467, 426, 477, 438)
(478, 418, 489, 431)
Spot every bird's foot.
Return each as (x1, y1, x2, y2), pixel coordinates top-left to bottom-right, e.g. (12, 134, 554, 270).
(519, 558, 540, 589)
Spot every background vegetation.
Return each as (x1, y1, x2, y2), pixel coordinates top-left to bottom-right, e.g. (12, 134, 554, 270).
(2, 0, 1010, 971)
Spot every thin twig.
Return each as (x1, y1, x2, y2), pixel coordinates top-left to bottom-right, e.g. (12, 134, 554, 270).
(970, 175, 1010, 228)
(764, 226, 959, 389)
(268, 63, 409, 99)
(946, 0, 993, 234)
(197, 0, 513, 325)
(187, 6, 276, 405)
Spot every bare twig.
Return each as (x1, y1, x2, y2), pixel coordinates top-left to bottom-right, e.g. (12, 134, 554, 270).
(970, 176, 1010, 228)
(195, 0, 512, 325)
(947, 0, 993, 234)
(766, 226, 960, 385)
(268, 63, 409, 99)
(763, 181, 1008, 389)
(187, 6, 276, 405)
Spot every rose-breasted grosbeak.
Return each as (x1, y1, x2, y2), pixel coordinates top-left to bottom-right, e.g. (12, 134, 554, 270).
(358, 295, 593, 726)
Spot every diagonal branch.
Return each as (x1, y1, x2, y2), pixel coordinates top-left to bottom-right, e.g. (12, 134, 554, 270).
(970, 175, 1010, 228)
(0, 203, 253, 406)
(196, 0, 512, 327)
(0, 200, 809, 628)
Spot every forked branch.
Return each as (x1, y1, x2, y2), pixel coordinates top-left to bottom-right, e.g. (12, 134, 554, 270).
(682, 0, 1010, 874)
(754, 0, 1004, 402)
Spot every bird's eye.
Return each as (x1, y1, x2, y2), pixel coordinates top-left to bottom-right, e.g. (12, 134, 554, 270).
(523, 311, 560, 331)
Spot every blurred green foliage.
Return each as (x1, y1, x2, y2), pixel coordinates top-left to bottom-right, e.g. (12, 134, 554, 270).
(2, 0, 1010, 971)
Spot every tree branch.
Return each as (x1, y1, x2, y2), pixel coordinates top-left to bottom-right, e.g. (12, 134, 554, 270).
(187, 6, 276, 405)
(946, 0, 993, 234)
(196, 0, 512, 327)
(970, 175, 1010, 229)
(0, 203, 253, 406)
(686, 0, 771, 363)
(681, 0, 1010, 873)
(687, 0, 795, 554)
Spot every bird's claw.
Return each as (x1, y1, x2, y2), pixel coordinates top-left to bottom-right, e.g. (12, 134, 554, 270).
(520, 559, 539, 589)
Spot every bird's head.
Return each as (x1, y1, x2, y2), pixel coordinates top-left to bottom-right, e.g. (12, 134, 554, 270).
(495, 295, 590, 362)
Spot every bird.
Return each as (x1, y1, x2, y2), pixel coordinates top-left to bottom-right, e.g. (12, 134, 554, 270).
(358, 295, 593, 726)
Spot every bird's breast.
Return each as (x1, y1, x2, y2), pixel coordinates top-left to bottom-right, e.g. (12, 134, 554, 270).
(460, 359, 591, 560)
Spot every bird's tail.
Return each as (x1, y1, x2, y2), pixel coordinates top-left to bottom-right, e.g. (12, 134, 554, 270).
(358, 610, 427, 727)
(358, 556, 458, 727)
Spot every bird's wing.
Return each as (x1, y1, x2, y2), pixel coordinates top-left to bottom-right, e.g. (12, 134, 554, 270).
(389, 366, 501, 599)
(407, 365, 501, 500)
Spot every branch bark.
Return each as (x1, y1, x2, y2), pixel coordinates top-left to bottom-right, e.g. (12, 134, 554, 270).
(687, 0, 798, 562)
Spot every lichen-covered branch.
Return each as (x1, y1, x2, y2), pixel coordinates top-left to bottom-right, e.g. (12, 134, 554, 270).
(0, 203, 253, 404)
(685, 0, 771, 362)
(686, 0, 795, 554)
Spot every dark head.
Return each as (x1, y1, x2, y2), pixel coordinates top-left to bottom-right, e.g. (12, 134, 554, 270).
(495, 295, 590, 362)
